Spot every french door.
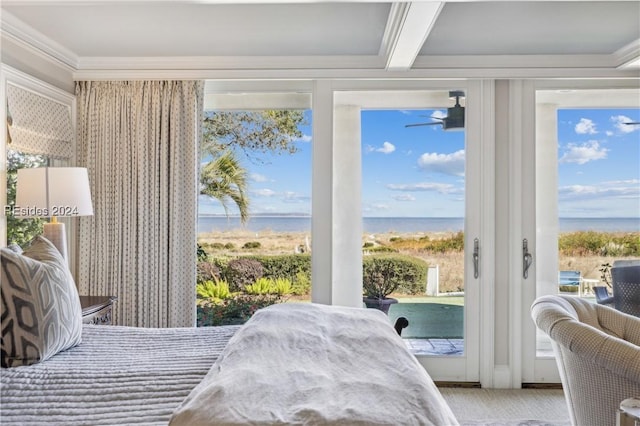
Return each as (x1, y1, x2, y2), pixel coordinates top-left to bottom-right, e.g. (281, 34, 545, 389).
(520, 83, 640, 384)
(334, 81, 492, 383)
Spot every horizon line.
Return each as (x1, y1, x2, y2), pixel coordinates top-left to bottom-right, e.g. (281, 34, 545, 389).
(198, 214, 640, 219)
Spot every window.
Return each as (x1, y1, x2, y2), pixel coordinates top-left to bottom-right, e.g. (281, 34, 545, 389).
(196, 91, 313, 326)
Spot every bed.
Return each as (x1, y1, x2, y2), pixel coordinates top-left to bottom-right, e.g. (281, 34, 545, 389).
(1, 304, 459, 426)
(1, 238, 458, 425)
(1, 324, 240, 425)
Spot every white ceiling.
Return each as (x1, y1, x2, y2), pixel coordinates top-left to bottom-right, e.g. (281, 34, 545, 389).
(1, 1, 639, 78)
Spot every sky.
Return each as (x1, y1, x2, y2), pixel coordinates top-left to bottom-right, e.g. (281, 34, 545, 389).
(199, 107, 640, 218)
(556, 109, 640, 218)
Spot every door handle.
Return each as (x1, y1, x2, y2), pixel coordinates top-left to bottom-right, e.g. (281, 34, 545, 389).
(473, 238, 479, 279)
(523, 238, 533, 279)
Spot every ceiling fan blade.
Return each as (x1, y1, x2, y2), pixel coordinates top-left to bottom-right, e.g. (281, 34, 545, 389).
(405, 122, 443, 128)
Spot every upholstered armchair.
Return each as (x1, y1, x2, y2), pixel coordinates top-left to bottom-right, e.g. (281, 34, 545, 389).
(531, 295, 640, 426)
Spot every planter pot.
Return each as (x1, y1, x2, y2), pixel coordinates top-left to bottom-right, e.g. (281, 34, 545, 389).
(363, 297, 398, 314)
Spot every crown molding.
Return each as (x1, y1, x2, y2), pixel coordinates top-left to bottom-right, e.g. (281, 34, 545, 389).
(76, 55, 386, 71)
(72, 65, 640, 82)
(1, 10, 78, 69)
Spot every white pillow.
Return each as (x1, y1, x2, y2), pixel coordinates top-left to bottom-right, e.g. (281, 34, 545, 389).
(1, 236, 83, 367)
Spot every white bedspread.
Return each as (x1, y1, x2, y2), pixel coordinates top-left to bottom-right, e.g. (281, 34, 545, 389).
(1, 324, 239, 425)
(170, 303, 459, 426)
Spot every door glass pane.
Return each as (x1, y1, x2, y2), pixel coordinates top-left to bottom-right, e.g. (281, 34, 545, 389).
(197, 99, 312, 326)
(361, 102, 466, 357)
(535, 99, 640, 357)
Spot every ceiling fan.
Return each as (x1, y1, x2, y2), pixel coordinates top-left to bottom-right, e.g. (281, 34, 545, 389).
(405, 91, 465, 131)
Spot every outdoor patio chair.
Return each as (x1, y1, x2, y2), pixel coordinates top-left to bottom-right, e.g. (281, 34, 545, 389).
(593, 286, 614, 306)
(558, 270, 582, 296)
(531, 295, 640, 426)
(610, 264, 640, 317)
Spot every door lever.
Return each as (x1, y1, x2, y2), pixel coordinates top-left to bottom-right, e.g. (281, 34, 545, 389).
(473, 238, 479, 279)
(523, 238, 533, 279)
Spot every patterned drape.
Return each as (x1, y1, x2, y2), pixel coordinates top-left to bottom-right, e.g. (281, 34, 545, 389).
(6, 84, 74, 159)
(75, 81, 204, 327)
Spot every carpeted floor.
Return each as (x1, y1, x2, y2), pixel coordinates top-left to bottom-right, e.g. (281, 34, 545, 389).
(439, 388, 571, 426)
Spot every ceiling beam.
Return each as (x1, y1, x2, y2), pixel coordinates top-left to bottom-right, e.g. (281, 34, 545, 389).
(381, 1, 444, 72)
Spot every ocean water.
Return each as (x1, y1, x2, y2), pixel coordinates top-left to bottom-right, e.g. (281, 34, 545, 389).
(198, 216, 639, 234)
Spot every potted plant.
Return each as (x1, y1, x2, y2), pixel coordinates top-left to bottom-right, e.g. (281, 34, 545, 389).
(362, 257, 406, 314)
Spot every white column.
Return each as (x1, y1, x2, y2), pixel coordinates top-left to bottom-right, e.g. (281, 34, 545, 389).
(311, 80, 334, 305)
(333, 104, 363, 307)
(311, 83, 363, 308)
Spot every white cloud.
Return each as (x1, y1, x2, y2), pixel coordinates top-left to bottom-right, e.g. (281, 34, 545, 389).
(363, 203, 391, 213)
(387, 182, 457, 194)
(282, 191, 310, 203)
(559, 181, 640, 202)
(296, 134, 312, 143)
(253, 188, 275, 197)
(417, 150, 465, 176)
(611, 115, 640, 134)
(602, 179, 640, 185)
(575, 118, 598, 135)
(559, 141, 608, 165)
(375, 141, 396, 154)
(250, 173, 267, 182)
(392, 194, 416, 202)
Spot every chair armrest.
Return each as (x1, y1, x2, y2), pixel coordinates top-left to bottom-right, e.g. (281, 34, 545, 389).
(596, 296, 614, 305)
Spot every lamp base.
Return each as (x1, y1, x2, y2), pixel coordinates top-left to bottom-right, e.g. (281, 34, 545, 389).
(43, 222, 68, 263)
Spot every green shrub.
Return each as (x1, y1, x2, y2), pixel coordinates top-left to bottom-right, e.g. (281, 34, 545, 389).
(558, 231, 640, 257)
(243, 241, 262, 249)
(271, 278, 293, 295)
(197, 244, 208, 262)
(196, 261, 220, 284)
(209, 254, 312, 296)
(226, 258, 264, 291)
(224, 242, 236, 250)
(245, 277, 294, 295)
(363, 254, 427, 298)
(363, 242, 374, 248)
(365, 246, 398, 253)
(210, 242, 226, 250)
(423, 232, 464, 253)
(197, 294, 283, 326)
(245, 277, 273, 295)
(249, 254, 311, 281)
(292, 271, 311, 295)
(196, 280, 231, 301)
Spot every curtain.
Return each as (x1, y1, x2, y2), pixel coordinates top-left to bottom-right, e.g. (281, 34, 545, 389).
(75, 81, 204, 327)
(6, 83, 74, 159)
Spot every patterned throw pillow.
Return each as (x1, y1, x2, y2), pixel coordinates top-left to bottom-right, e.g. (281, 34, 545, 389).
(1, 236, 83, 367)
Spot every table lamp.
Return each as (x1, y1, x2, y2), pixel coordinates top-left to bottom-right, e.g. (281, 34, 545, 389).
(15, 167, 93, 262)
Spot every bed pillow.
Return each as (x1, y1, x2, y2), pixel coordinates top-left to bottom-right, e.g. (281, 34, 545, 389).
(1, 236, 83, 368)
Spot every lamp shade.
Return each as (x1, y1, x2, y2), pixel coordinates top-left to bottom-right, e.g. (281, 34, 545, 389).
(15, 167, 93, 218)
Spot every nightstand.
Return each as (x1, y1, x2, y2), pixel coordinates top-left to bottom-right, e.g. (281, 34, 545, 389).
(80, 295, 117, 325)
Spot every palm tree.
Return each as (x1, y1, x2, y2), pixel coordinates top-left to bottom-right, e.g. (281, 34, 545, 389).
(200, 150, 250, 223)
